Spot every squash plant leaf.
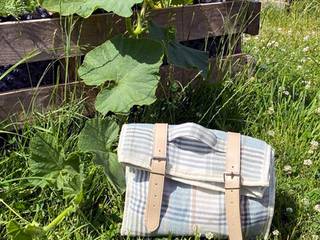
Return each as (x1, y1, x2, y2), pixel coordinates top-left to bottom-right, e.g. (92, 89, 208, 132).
(167, 41, 209, 77)
(39, 0, 143, 18)
(7, 221, 45, 240)
(29, 133, 83, 198)
(149, 21, 209, 78)
(78, 117, 125, 192)
(78, 35, 163, 114)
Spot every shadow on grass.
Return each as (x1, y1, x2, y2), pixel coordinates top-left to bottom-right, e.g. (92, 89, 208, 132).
(272, 189, 301, 239)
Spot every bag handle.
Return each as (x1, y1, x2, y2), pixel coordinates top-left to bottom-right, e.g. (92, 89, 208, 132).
(169, 123, 218, 150)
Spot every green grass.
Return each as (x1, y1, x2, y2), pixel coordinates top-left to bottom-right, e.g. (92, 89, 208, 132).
(1, 1, 320, 239)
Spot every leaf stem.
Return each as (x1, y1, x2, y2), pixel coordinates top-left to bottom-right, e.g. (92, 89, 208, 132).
(43, 205, 75, 232)
(0, 199, 29, 224)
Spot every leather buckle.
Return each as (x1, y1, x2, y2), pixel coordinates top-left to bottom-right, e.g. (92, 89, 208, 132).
(151, 156, 167, 161)
(150, 157, 167, 175)
(224, 172, 241, 189)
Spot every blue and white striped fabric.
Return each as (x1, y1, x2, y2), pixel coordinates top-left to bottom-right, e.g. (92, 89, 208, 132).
(118, 123, 275, 239)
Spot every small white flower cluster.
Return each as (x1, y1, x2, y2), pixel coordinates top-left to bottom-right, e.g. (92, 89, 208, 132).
(267, 130, 275, 137)
(267, 106, 275, 115)
(310, 140, 319, 150)
(307, 140, 318, 155)
(303, 46, 310, 52)
(278, 86, 290, 96)
(286, 207, 293, 213)
(283, 165, 292, 174)
(303, 159, 313, 166)
(205, 232, 216, 240)
(314, 204, 320, 213)
(301, 80, 311, 89)
(267, 40, 279, 48)
(315, 107, 320, 115)
(303, 35, 310, 41)
(272, 229, 280, 236)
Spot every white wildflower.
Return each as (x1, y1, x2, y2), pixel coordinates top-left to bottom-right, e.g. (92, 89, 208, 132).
(286, 207, 293, 213)
(297, 65, 303, 70)
(303, 35, 310, 41)
(303, 159, 313, 166)
(205, 232, 215, 240)
(267, 40, 278, 48)
(302, 198, 310, 206)
(311, 140, 319, 150)
(283, 165, 292, 174)
(277, 27, 283, 32)
(303, 47, 310, 52)
(315, 107, 320, 115)
(314, 204, 320, 213)
(267, 107, 275, 115)
(308, 149, 314, 155)
(301, 57, 308, 63)
(305, 82, 311, 90)
(283, 90, 290, 96)
(272, 229, 280, 236)
(249, 76, 256, 82)
(267, 130, 275, 137)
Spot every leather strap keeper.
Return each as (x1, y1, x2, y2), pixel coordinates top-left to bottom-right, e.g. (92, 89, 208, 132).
(145, 123, 168, 232)
(225, 132, 243, 240)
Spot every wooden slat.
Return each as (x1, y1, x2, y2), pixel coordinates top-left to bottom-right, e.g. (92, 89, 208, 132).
(150, 0, 261, 40)
(0, 54, 252, 122)
(0, 1, 260, 66)
(0, 14, 125, 66)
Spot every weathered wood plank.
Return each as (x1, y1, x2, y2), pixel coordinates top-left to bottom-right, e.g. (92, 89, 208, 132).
(0, 1, 260, 66)
(0, 54, 252, 122)
(150, 0, 261, 40)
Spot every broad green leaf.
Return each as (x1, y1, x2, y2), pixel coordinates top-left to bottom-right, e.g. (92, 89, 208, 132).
(93, 151, 126, 192)
(7, 221, 44, 240)
(148, 21, 176, 43)
(78, 117, 119, 152)
(167, 41, 209, 77)
(78, 117, 125, 192)
(29, 133, 82, 198)
(78, 36, 163, 114)
(149, 22, 209, 78)
(40, 0, 143, 18)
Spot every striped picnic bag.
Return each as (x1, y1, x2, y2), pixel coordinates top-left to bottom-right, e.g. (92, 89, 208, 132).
(118, 123, 275, 239)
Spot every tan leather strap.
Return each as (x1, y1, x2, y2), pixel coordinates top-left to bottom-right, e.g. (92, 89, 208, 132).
(225, 132, 243, 240)
(145, 123, 168, 232)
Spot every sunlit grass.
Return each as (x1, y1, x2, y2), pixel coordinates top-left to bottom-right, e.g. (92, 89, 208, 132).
(0, 1, 319, 239)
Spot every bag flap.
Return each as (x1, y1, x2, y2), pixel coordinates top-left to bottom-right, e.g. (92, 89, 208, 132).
(118, 123, 274, 198)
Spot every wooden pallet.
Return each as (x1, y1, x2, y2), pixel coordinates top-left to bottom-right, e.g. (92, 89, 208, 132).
(0, 1, 260, 65)
(0, 1, 261, 122)
(0, 53, 253, 122)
